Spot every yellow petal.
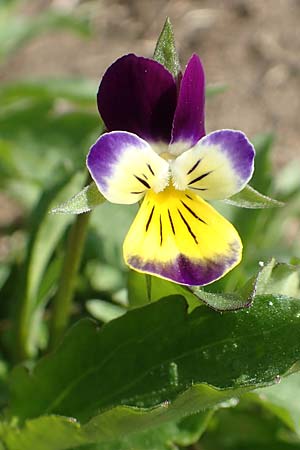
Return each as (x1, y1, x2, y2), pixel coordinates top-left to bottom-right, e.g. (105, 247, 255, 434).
(123, 186, 242, 285)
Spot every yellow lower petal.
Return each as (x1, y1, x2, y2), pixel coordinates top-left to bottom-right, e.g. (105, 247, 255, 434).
(123, 186, 242, 286)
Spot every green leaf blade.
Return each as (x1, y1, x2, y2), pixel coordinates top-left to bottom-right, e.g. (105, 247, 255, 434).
(10, 294, 300, 428)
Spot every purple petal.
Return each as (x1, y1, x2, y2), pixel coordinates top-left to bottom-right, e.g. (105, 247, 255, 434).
(171, 54, 206, 148)
(97, 54, 177, 143)
(127, 249, 241, 286)
(87, 131, 169, 204)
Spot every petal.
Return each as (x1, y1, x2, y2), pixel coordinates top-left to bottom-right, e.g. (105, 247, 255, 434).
(124, 187, 242, 286)
(87, 131, 170, 204)
(97, 54, 177, 143)
(170, 54, 206, 153)
(171, 130, 255, 200)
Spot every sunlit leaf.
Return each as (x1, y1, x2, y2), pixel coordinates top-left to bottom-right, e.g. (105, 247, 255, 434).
(255, 258, 300, 298)
(10, 294, 300, 432)
(86, 300, 125, 323)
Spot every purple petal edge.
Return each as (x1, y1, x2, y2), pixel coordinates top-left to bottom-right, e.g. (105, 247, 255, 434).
(97, 54, 177, 143)
(127, 241, 240, 286)
(199, 129, 255, 187)
(171, 54, 206, 147)
(86, 131, 149, 194)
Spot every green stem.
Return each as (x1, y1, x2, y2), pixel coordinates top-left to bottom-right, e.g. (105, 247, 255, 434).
(145, 274, 152, 302)
(49, 211, 90, 350)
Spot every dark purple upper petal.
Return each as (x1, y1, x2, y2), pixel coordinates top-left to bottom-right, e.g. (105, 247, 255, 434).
(171, 54, 206, 147)
(97, 54, 177, 143)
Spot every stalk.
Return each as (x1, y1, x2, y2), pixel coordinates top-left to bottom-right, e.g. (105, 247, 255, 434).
(49, 210, 90, 350)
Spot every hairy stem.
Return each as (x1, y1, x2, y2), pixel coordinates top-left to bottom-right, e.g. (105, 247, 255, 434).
(49, 211, 90, 350)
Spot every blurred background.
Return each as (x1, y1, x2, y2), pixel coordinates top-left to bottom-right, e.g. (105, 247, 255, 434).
(1, 0, 300, 162)
(0, 2, 300, 448)
(0, 0, 300, 349)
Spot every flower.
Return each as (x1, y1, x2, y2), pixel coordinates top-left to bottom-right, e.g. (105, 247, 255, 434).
(87, 54, 255, 286)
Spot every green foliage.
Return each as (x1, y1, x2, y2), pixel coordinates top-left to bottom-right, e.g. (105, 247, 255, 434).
(0, 410, 213, 450)
(200, 395, 300, 450)
(255, 258, 300, 298)
(13, 172, 86, 359)
(0, 79, 98, 107)
(9, 294, 300, 427)
(0, 1, 91, 62)
(253, 372, 300, 435)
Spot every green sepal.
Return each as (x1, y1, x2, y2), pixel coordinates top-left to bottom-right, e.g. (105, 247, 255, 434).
(51, 182, 105, 214)
(153, 17, 181, 79)
(128, 266, 259, 312)
(224, 184, 284, 209)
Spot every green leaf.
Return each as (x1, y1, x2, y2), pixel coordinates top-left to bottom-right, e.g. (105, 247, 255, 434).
(200, 396, 297, 450)
(51, 182, 105, 214)
(191, 290, 252, 312)
(190, 259, 265, 311)
(86, 261, 124, 292)
(25, 173, 85, 304)
(224, 184, 284, 209)
(251, 133, 274, 193)
(13, 172, 86, 357)
(0, 410, 213, 450)
(153, 18, 181, 78)
(255, 372, 300, 434)
(9, 294, 300, 432)
(86, 300, 125, 323)
(255, 258, 300, 298)
(275, 160, 300, 197)
(0, 79, 98, 107)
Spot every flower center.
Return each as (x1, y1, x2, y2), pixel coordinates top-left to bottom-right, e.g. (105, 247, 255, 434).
(159, 151, 176, 161)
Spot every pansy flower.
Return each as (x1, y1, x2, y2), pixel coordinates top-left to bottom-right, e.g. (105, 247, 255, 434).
(87, 54, 255, 286)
